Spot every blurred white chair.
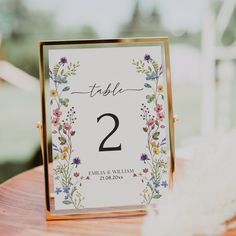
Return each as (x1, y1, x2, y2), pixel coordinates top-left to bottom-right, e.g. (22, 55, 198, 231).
(0, 60, 38, 93)
(201, 0, 236, 135)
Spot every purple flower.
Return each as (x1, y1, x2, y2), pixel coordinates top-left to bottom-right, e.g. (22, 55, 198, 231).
(161, 180, 168, 188)
(73, 157, 81, 165)
(144, 54, 151, 61)
(60, 57, 67, 64)
(140, 153, 148, 162)
(55, 187, 62, 195)
(63, 186, 70, 193)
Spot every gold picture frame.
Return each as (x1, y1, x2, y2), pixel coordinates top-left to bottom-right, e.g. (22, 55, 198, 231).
(38, 37, 175, 220)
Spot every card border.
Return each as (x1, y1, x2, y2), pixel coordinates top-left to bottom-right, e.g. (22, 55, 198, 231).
(38, 37, 175, 220)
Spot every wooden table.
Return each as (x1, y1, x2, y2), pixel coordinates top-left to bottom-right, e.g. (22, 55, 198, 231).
(0, 164, 235, 236)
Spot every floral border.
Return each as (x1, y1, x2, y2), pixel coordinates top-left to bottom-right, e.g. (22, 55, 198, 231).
(132, 54, 168, 205)
(49, 57, 89, 209)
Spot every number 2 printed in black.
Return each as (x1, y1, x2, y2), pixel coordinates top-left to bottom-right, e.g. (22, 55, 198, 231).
(97, 113, 122, 152)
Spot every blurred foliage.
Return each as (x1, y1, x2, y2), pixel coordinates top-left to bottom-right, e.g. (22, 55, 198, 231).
(0, 0, 97, 78)
(118, 2, 201, 47)
(0, 0, 235, 184)
(0, 0, 235, 80)
(222, 9, 236, 46)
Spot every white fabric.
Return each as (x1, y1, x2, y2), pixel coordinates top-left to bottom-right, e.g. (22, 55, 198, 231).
(143, 130, 236, 236)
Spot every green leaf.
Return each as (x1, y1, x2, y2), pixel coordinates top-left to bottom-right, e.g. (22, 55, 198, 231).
(143, 127, 148, 132)
(144, 83, 152, 88)
(148, 66, 152, 72)
(153, 194, 161, 199)
(62, 86, 70, 91)
(147, 182, 153, 191)
(58, 136, 66, 142)
(161, 148, 167, 154)
(63, 129, 67, 134)
(152, 131, 160, 140)
(146, 94, 155, 103)
(63, 200, 72, 205)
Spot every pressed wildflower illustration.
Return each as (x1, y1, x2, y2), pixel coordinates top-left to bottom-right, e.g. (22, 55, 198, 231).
(132, 54, 168, 205)
(49, 57, 89, 209)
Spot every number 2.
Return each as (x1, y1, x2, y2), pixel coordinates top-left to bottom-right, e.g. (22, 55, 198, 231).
(97, 113, 122, 152)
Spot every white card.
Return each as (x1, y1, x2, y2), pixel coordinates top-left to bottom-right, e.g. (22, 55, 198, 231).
(48, 45, 169, 210)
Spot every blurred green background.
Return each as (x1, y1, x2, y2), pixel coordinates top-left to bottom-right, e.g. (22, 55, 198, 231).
(0, 0, 235, 183)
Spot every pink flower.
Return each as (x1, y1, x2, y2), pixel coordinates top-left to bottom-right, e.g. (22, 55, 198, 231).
(53, 108, 62, 117)
(63, 123, 71, 130)
(74, 172, 80, 177)
(154, 104, 163, 113)
(86, 176, 90, 180)
(146, 119, 154, 126)
(156, 112, 165, 121)
(143, 168, 148, 173)
(52, 117, 59, 126)
(160, 125, 166, 128)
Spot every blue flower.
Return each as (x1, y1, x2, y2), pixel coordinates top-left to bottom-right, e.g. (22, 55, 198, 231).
(161, 180, 168, 188)
(145, 74, 152, 80)
(64, 194, 69, 200)
(63, 186, 70, 193)
(140, 153, 148, 162)
(60, 57, 67, 64)
(152, 72, 158, 80)
(144, 54, 151, 61)
(154, 181, 160, 188)
(54, 75, 67, 84)
(55, 187, 62, 195)
(146, 72, 159, 81)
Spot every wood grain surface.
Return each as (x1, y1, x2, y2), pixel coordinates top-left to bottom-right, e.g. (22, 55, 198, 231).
(0, 162, 235, 236)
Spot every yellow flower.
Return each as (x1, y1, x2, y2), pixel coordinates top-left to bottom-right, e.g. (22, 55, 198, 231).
(50, 89, 57, 97)
(150, 141, 157, 148)
(56, 167, 64, 173)
(153, 147, 160, 155)
(157, 84, 164, 93)
(63, 146, 69, 152)
(60, 152, 68, 160)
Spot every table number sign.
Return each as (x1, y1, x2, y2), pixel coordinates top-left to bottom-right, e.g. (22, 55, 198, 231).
(38, 38, 175, 220)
